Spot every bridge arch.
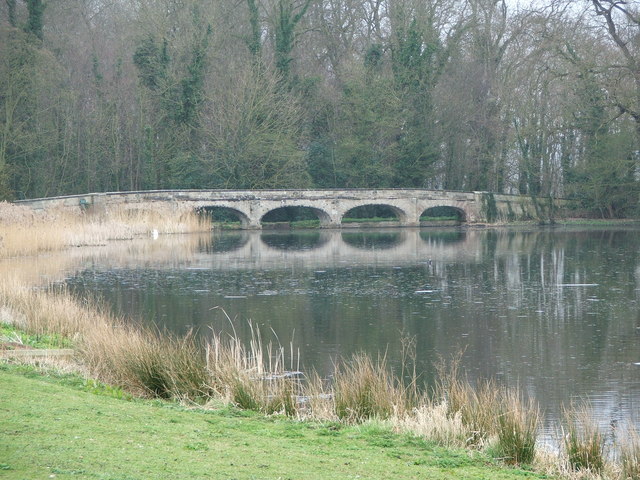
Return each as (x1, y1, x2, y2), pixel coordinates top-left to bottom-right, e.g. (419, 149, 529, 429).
(420, 205, 466, 223)
(341, 203, 408, 224)
(196, 205, 251, 228)
(260, 205, 333, 228)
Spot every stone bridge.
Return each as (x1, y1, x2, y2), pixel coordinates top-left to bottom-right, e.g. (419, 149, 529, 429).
(15, 189, 554, 228)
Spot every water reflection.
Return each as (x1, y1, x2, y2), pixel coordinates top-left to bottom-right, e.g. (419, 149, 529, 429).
(55, 227, 640, 439)
(207, 231, 249, 252)
(0, 233, 213, 285)
(341, 231, 404, 249)
(419, 229, 466, 245)
(260, 231, 328, 250)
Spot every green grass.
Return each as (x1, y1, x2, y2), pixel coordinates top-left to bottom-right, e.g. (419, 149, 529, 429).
(213, 221, 243, 230)
(342, 216, 399, 223)
(0, 363, 550, 480)
(0, 322, 73, 349)
(419, 216, 460, 222)
(556, 218, 640, 226)
(289, 219, 321, 228)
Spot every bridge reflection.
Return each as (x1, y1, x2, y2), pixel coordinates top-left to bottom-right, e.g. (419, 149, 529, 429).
(260, 231, 330, 251)
(4, 226, 568, 286)
(198, 228, 477, 270)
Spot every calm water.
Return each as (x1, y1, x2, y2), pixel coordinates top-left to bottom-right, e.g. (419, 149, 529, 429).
(63, 227, 640, 437)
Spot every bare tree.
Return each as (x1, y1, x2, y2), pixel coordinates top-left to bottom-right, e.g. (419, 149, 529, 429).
(589, 0, 640, 134)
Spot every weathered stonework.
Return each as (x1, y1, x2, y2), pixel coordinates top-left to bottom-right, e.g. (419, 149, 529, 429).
(15, 189, 561, 228)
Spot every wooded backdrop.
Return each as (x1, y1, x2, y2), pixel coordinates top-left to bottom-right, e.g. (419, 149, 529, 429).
(1, 0, 638, 217)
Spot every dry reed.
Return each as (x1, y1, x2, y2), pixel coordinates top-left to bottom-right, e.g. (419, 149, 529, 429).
(79, 321, 210, 401)
(562, 402, 607, 474)
(393, 401, 468, 447)
(300, 371, 336, 420)
(495, 388, 540, 465)
(0, 280, 94, 338)
(434, 354, 501, 447)
(620, 425, 640, 480)
(333, 353, 407, 423)
(206, 323, 302, 415)
(0, 278, 211, 401)
(0, 202, 211, 259)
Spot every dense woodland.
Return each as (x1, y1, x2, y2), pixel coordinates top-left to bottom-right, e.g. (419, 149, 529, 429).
(0, 0, 639, 217)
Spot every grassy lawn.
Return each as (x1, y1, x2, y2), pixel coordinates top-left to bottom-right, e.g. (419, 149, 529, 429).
(0, 364, 549, 480)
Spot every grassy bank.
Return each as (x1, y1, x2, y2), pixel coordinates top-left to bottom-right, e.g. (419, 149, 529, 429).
(0, 363, 546, 480)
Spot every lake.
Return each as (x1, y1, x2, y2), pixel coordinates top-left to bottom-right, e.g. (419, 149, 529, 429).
(56, 226, 640, 440)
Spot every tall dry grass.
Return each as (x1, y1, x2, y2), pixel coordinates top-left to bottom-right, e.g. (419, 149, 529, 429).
(64, 205, 211, 246)
(80, 321, 211, 401)
(620, 426, 640, 480)
(206, 323, 302, 415)
(393, 401, 468, 447)
(333, 353, 407, 423)
(495, 389, 540, 465)
(562, 403, 607, 474)
(0, 202, 211, 259)
(431, 354, 540, 464)
(434, 353, 502, 447)
(1, 279, 211, 401)
(0, 280, 95, 338)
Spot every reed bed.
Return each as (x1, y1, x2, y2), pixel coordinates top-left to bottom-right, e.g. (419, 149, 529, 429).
(0, 201, 211, 258)
(0, 280, 94, 338)
(431, 357, 541, 464)
(1, 274, 542, 455)
(3, 277, 640, 478)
